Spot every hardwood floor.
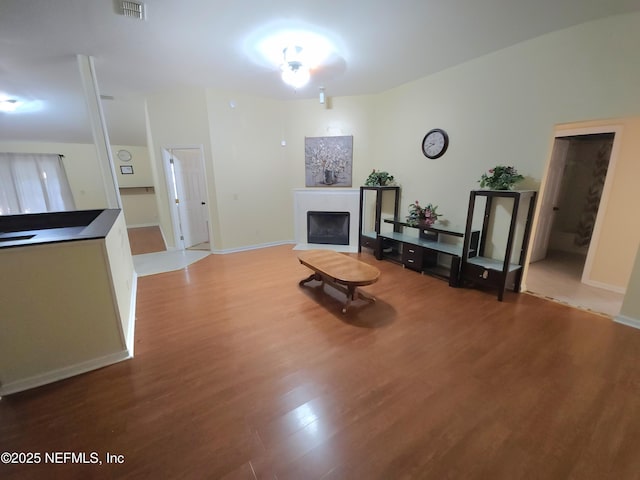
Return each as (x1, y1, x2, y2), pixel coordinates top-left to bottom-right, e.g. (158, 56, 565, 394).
(127, 226, 166, 255)
(526, 250, 624, 317)
(1, 245, 640, 479)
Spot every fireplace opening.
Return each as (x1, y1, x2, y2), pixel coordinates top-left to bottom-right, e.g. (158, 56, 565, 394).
(307, 211, 350, 245)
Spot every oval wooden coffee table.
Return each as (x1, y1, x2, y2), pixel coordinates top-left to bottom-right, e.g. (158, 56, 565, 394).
(297, 249, 380, 313)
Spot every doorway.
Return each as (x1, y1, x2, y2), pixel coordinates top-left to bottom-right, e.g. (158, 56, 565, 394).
(527, 129, 624, 316)
(162, 147, 211, 251)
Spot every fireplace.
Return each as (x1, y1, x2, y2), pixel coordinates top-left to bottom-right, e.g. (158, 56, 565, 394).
(307, 211, 350, 245)
(293, 188, 359, 252)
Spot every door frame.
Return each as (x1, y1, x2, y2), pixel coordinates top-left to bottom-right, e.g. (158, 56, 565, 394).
(529, 137, 570, 263)
(523, 124, 623, 293)
(161, 144, 210, 251)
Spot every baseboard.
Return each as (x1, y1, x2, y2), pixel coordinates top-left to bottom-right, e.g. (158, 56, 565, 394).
(126, 272, 138, 355)
(582, 279, 626, 294)
(0, 349, 132, 397)
(614, 314, 640, 330)
(212, 240, 295, 255)
(127, 222, 160, 229)
(293, 243, 358, 253)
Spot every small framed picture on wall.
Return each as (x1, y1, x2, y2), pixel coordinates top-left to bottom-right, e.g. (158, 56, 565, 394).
(120, 165, 134, 175)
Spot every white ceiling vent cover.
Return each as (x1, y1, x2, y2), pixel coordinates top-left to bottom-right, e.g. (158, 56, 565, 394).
(122, 1, 145, 20)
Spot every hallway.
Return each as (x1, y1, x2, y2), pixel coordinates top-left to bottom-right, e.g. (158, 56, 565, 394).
(526, 249, 624, 317)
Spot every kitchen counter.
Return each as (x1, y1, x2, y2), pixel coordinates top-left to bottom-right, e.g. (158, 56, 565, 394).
(0, 209, 120, 248)
(0, 209, 136, 396)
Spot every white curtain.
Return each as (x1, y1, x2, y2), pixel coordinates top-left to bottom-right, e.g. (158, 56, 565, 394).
(0, 153, 76, 215)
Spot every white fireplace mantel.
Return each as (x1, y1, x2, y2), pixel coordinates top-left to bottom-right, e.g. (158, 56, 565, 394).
(293, 188, 360, 252)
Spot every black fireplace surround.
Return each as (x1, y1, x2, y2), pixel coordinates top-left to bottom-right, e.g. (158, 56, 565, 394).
(307, 211, 349, 245)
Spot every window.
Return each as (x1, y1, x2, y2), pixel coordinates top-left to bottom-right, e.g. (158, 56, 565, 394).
(0, 153, 76, 215)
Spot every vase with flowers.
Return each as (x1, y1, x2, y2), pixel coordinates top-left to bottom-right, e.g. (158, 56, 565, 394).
(406, 200, 442, 227)
(479, 165, 524, 190)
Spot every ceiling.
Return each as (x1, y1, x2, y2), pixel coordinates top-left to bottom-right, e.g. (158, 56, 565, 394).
(1, 0, 639, 146)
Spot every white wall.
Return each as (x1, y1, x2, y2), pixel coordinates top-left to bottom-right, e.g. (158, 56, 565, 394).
(111, 144, 159, 227)
(112, 144, 154, 188)
(205, 90, 290, 250)
(284, 95, 379, 189)
(140, 13, 640, 302)
(145, 89, 220, 249)
(372, 12, 640, 230)
(369, 12, 640, 288)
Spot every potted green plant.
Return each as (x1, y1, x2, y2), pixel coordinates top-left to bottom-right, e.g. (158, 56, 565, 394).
(479, 165, 524, 190)
(364, 169, 396, 186)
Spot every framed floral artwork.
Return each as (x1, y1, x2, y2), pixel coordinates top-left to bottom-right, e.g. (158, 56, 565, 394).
(305, 135, 353, 187)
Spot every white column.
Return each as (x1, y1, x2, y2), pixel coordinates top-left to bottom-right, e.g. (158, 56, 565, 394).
(77, 54, 121, 209)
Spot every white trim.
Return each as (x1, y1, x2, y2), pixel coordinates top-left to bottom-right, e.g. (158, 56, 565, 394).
(161, 145, 211, 251)
(212, 240, 295, 255)
(126, 272, 138, 355)
(614, 314, 640, 330)
(161, 148, 185, 250)
(555, 125, 623, 286)
(0, 349, 132, 396)
(127, 222, 161, 228)
(293, 188, 360, 250)
(293, 243, 358, 253)
(554, 125, 622, 137)
(582, 278, 626, 294)
(159, 224, 169, 250)
(77, 54, 120, 209)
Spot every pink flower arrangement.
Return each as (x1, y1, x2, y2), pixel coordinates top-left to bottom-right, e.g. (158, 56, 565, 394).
(406, 200, 441, 227)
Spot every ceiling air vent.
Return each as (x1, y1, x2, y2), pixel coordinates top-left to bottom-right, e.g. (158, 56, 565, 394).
(121, 1, 145, 20)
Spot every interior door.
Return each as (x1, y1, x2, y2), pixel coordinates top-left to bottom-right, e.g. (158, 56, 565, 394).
(530, 138, 570, 262)
(172, 149, 209, 248)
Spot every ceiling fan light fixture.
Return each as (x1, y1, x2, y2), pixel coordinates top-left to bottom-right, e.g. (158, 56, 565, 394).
(281, 64, 311, 89)
(253, 29, 336, 89)
(283, 45, 303, 67)
(0, 98, 19, 112)
(281, 45, 311, 88)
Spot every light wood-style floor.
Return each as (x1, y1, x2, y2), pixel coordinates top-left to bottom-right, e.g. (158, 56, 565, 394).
(526, 250, 624, 317)
(127, 226, 166, 255)
(2, 245, 640, 479)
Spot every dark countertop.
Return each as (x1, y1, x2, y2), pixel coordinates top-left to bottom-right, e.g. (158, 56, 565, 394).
(0, 209, 121, 249)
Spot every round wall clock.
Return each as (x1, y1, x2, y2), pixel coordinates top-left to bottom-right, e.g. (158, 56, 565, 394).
(117, 149, 132, 162)
(422, 128, 449, 159)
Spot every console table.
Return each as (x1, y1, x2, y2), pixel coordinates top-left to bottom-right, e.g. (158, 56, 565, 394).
(461, 189, 537, 301)
(358, 186, 401, 252)
(375, 220, 479, 286)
